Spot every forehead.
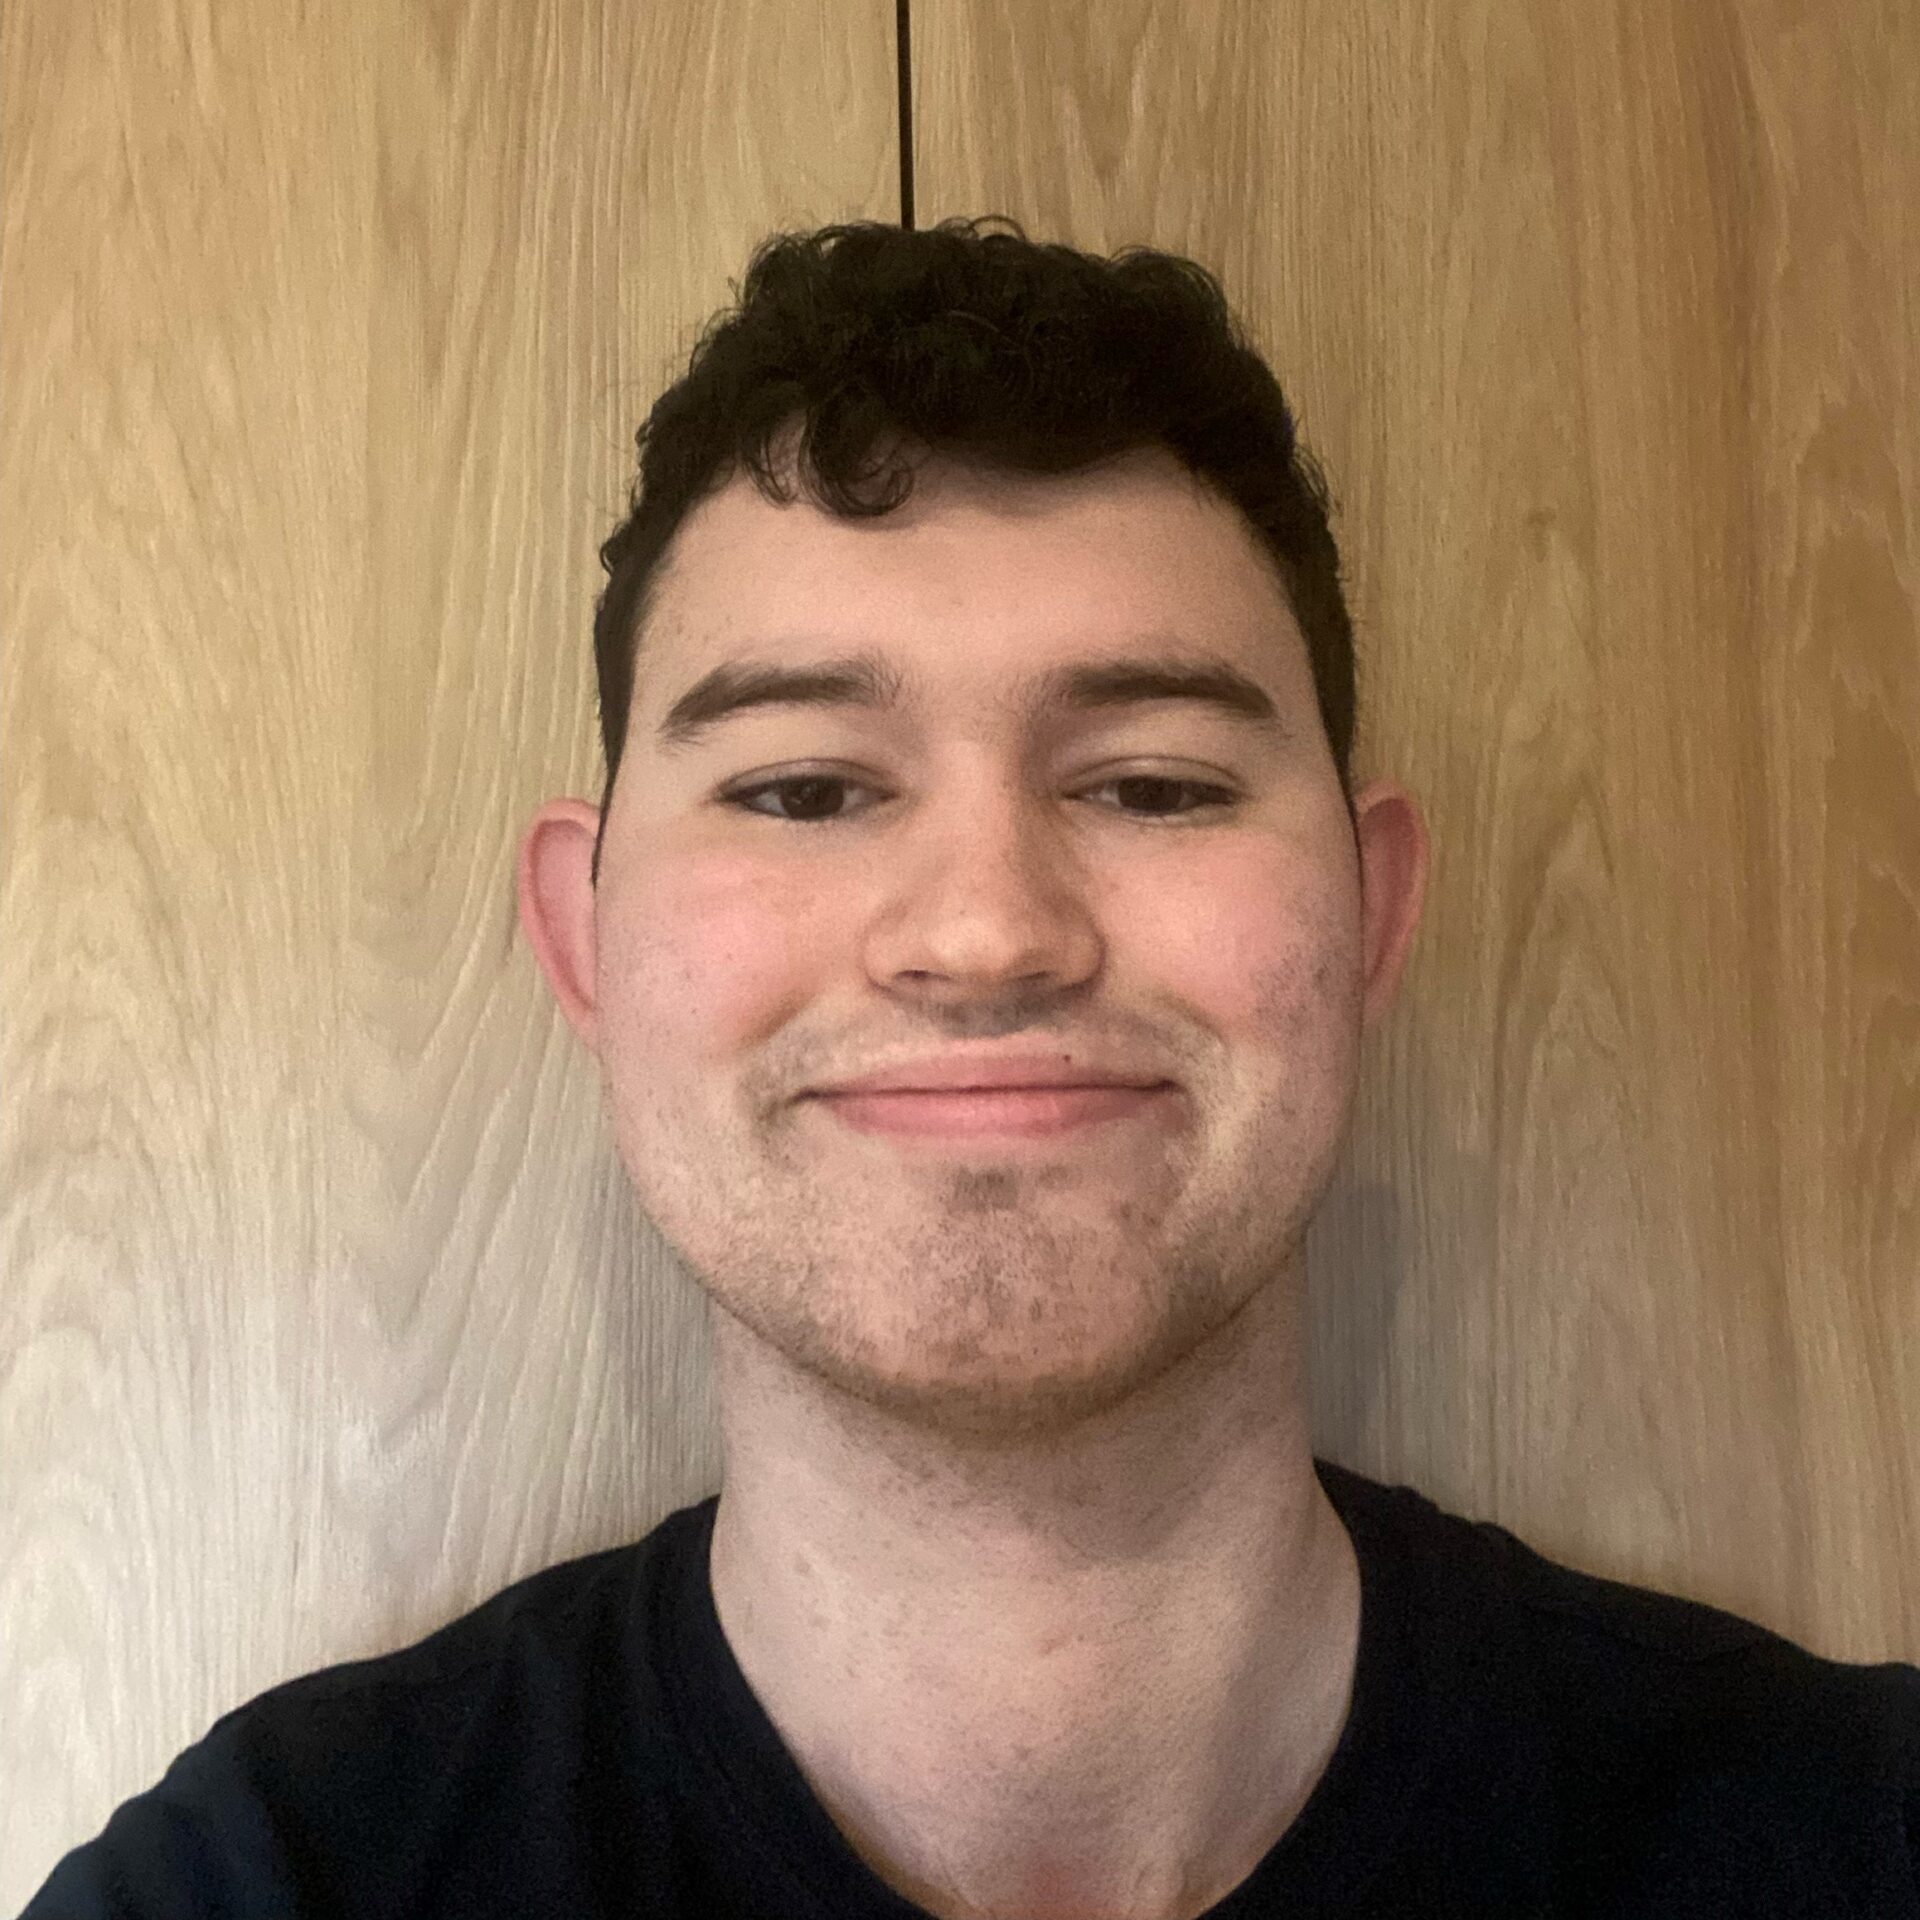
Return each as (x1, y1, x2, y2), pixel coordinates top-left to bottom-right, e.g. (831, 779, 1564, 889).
(642, 447, 1311, 700)
(629, 455, 1336, 771)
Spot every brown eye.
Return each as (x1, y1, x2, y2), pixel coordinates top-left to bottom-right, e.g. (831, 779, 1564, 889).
(720, 772, 1237, 825)
(723, 774, 873, 823)
(1097, 775, 1235, 818)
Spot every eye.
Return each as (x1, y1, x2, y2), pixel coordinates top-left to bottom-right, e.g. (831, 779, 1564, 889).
(718, 771, 1238, 825)
(1090, 774, 1240, 818)
(720, 774, 870, 824)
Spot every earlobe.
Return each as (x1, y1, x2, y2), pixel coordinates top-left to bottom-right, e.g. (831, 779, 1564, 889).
(517, 800, 604, 1053)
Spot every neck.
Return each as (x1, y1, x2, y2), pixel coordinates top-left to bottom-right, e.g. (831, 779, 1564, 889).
(704, 1272, 1363, 1920)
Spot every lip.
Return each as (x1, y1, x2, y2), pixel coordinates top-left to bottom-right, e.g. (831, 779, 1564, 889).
(811, 1052, 1172, 1096)
(813, 1083, 1173, 1142)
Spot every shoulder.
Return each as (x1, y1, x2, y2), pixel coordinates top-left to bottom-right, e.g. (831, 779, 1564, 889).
(1334, 1459, 1911, 1678)
(188, 1534, 659, 1773)
(23, 1526, 696, 1919)
(1390, 1469, 1920, 1731)
(1350, 1466, 1920, 1901)
(253, 1533, 650, 1709)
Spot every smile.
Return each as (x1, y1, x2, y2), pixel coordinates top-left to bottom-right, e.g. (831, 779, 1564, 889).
(809, 1084, 1173, 1143)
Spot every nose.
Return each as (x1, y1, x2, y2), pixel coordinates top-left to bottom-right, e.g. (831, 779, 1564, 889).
(857, 771, 1108, 999)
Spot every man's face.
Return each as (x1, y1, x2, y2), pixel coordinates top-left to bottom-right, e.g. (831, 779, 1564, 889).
(535, 446, 1410, 1444)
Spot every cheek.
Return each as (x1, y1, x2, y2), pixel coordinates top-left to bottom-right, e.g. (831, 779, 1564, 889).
(600, 835, 1359, 1070)
(601, 852, 826, 1066)
(1128, 840, 1358, 1040)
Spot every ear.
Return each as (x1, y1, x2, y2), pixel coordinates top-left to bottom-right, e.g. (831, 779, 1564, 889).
(1350, 778, 1431, 1036)
(518, 798, 603, 1054)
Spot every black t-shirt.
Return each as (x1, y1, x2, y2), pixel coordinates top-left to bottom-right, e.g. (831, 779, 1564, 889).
(23, 1457, 1920, 1918)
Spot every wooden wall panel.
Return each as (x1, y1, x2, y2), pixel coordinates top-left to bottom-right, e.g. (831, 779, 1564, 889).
(7, 0, 1915, 1904)
(0, 0, 897, 1900)
(914, 0, 1918, 1663)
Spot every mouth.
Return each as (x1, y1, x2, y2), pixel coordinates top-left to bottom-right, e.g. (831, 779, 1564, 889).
(809, 1082, 1174, 1144)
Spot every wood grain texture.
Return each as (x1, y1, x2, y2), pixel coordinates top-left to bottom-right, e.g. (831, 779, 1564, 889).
(0, 0, 896, 1899)
(914, 0, 1919, 1661)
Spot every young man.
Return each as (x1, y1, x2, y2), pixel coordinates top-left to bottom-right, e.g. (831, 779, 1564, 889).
(29, 218, 1919, 1919)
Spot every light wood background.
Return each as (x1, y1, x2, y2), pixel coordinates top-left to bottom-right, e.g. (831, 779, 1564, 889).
(4, 0, 1915, 1903)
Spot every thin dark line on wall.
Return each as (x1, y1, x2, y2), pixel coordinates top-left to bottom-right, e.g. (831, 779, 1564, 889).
(896, 0, 915, 228)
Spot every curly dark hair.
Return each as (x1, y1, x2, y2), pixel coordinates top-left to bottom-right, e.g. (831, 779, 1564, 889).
(590, 215, 1359, 885)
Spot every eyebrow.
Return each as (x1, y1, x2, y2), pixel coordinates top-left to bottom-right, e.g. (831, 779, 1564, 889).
(652, 646, 1290, 754)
